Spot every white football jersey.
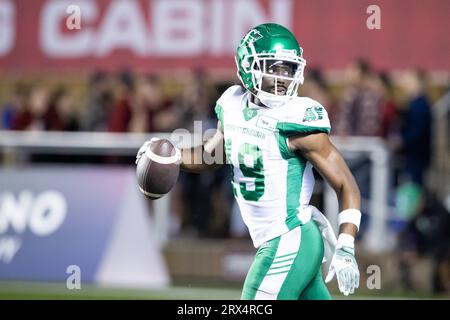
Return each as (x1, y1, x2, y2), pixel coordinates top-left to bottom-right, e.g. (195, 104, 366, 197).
(215, 85, 331, 248)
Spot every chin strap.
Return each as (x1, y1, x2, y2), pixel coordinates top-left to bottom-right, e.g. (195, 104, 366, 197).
(256, 90, 293, 108)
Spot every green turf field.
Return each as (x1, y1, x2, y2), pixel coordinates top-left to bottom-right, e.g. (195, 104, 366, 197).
(0, 281, 447, 300)
(0, 281, 242, 300)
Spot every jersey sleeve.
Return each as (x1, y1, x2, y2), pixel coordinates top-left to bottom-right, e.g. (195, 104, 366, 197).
(276, 98, 331, 136)
(214, 103, 224, 127)
(214, 85, 242, 127)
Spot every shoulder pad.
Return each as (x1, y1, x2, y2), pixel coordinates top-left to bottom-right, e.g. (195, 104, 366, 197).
(275, 97, 331, 135)
(216, 85, 245, 106)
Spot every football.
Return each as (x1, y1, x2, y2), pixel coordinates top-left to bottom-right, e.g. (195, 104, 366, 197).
(136, 139, 181, 200)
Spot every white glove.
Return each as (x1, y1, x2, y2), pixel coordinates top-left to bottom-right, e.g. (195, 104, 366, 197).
(325, 234, 360, 296)
(135, 137, 160, 165)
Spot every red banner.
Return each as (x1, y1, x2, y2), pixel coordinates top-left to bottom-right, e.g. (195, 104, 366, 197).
(0, 0, 448, 73)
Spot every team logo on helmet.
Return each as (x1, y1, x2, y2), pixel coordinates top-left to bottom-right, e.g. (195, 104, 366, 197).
(242, 29, 263, 46)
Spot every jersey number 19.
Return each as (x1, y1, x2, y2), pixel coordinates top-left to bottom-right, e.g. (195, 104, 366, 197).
(226, 139, 265, 201)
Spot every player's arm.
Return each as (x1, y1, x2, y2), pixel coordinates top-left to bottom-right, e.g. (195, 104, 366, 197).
(180, 121, 225, 173)
(288, 132, 361, 296)
(289, 132, 360, 236)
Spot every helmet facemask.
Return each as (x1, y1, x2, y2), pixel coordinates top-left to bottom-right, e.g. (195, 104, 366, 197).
(255, 55, 305, 107)
(237, 47, 306, 108)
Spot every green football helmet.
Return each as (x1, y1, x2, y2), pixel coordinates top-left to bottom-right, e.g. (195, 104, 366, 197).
(235, 23, 306, 107)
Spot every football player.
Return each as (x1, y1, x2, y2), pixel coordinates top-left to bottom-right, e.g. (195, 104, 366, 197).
(137, 23, 361, 299)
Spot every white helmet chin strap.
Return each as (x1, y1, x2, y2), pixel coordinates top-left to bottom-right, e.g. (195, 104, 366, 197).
(256, 89, 295, 108)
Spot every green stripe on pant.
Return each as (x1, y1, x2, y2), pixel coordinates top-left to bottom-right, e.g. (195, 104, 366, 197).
(241, 220, 332, 300)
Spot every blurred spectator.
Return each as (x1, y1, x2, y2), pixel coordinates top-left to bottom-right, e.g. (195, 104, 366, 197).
(397, 70, 433, 186)
(108, 72, 162, 133)
(11, 84, 50, 131)
(397, 190, 450, 294)
(10, 84, 79, 132)
(301, 68, 338, 125)
(334, 59, 383, 136)
(1, 83, 28, 129)
(82, 71, 113, 131)
(6, 85, 79, 162)
(46, 87, 79, 131)
(171, 70, 217, 132)
(378, 72, 400, 139)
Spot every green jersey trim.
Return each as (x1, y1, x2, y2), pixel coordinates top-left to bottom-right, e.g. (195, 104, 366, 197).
(276, 122, 331, 136)
(277, 133, 295, 158)
(242, 107, 259, 121)
(215, 103, 224, 126)
(277, 132, 306, 230)
(285, 156, 305, 230)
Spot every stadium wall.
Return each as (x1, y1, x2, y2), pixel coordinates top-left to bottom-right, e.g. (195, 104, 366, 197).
(0, 166, 170, 288)
(0, 0, 448, 73)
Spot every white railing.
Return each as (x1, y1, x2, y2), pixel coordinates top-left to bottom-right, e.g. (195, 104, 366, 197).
(0, 131, 175, 155)
(0, 131, 390, 252)
(327, 136, 390, 252)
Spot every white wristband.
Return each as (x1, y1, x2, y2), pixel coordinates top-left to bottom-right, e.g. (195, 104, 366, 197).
(338, 209, 361, 231)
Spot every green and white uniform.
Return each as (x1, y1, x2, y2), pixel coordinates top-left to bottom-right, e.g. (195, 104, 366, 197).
(215, 85, 332, 300)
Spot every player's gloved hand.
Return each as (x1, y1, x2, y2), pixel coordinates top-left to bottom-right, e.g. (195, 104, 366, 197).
(325, 233, 359, 296)
(135, 137, 160, 165)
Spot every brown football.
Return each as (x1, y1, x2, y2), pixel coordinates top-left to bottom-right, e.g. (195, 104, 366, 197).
(136, 139, 180, 200)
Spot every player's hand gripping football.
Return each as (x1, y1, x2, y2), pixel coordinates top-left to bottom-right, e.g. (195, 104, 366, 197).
(135, 137, 161, 165)
(325, 239, 360, 296)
